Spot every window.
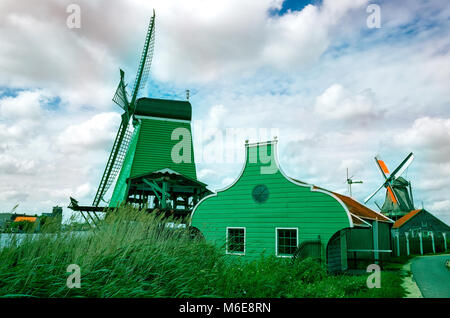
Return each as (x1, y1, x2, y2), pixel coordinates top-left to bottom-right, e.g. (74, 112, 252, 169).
(276, 228, 298, 257)
(227, 227, 245, 255)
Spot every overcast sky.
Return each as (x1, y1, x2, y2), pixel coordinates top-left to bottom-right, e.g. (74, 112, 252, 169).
(0, 0, 449, 224)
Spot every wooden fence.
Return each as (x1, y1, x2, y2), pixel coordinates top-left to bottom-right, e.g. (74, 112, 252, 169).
(392, 232, 449, 256)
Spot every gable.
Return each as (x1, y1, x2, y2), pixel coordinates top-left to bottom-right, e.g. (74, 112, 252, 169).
(394, 209, 450, 231)
(190, 140, 354, 259)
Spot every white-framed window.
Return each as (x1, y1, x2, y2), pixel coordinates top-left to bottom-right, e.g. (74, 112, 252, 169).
(275, 227, 298, 257)
(226, 227, 245, 255)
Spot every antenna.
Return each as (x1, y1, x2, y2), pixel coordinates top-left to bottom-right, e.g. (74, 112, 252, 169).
(346, 168, 363, 197)
(186, 89, 190, 100)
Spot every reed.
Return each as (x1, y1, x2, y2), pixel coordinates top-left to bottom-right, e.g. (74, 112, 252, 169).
(0, 207, 404, 298)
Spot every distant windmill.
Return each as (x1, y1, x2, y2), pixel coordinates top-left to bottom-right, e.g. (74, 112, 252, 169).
(346, 168, 363, 197)
(364, 152, 415, 220)
(92, 10, 156, 207)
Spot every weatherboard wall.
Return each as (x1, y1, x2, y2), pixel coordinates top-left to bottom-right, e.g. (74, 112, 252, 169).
(130, 118, 197, 180)
(190, 141, 352, 262)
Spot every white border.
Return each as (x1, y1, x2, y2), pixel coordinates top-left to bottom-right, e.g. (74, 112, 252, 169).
(350, 213, 372, 228)
(272, 140, 354, 228)
(275, 227, 299, 258)
(134, 115, 190, 124)
(226, 227, 246, 256)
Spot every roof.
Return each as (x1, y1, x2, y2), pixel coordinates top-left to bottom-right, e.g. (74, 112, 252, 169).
(393, 209, 422, 228)
(14, 216, 37, 222)
(290, 178, 393, 225)
(128, 168, 209, 188)
(333, 192, 393, 223)
(134, 97, 192, 121)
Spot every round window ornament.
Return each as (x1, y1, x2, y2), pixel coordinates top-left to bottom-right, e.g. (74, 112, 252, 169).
(252, 184, 269, 203)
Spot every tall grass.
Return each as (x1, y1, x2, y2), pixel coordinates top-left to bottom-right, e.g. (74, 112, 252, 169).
(0, 207, 404, 298)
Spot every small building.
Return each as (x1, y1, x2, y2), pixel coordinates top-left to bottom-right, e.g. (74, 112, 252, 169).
(190, 140, 392, 271)
(0, 213, 13, 229)
(14, 216, 37, 223)
(391, 209, 450, 256)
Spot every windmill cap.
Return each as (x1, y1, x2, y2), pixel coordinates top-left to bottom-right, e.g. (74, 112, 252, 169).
(134, 97, 192, 121)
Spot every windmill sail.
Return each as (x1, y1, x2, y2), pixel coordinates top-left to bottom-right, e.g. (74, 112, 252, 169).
(131, 10, 156, 105)
(91, 11, 156, 207)
(92, 118, 133, 206)
(113, 69, 129, 111)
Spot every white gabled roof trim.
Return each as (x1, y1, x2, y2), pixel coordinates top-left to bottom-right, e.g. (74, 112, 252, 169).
(134, 115, 190, 124)
(190, 139, 354, 228)
(350, 213, 372, 228)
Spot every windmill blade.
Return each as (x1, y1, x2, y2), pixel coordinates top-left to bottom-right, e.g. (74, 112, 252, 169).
(390, 152, 414, 181)
(92, 116, 134, 207)
(374, 155, 390, 180)
(130, 10, 156, 106)
(386, 184, 399, 204)
(364, 183, 385, 203)
(112, 69, 130, 112)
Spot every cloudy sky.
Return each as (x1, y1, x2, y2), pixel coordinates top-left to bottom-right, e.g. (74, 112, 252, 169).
(0, 0, 449, 224)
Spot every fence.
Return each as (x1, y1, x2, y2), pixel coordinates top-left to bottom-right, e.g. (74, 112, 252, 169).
(392, 232, 449, 256)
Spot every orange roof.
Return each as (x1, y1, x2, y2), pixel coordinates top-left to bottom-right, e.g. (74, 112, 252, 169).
(311, 185, 393, 224)
(332, 191, 393, 223)
(14, 216, 37, 222)
(393, 209, 422, 229)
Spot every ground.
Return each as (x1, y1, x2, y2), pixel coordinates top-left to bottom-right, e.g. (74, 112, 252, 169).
(410, 254, 450, 298)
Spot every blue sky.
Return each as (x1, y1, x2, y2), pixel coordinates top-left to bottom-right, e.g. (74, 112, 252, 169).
(0, 0, 449, 224)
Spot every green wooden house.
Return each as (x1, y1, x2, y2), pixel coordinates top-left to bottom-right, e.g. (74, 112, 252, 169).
(190, 139, 393, 271)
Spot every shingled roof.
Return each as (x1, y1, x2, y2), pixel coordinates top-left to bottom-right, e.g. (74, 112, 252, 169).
(333, 192, 393, 224)
(393, 209, 422, 229)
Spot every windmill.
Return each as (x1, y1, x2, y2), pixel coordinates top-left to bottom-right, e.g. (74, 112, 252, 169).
(364, 152, 415, 220)
(69, 10, 211, 223)
(346, 168, 362, 197)
(92, 10, 156, 207)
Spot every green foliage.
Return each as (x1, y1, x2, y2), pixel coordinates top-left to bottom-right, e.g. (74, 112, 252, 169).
(0, 207, 405, 298)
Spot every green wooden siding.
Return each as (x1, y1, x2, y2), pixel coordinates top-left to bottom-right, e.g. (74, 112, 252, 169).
(108, 114, 197, 207)
(191, 141, 352, 261)
(130, 118, 197, 180)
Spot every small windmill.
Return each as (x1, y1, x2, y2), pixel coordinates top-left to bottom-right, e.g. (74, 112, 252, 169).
(92, 10, 156, 207)
(346, 168, 363, 197)
(364, 152, 415, 220)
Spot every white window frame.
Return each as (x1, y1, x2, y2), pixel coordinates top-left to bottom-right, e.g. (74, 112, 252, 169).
(275, 227, 299, 258)
(226, 227, 246, 256)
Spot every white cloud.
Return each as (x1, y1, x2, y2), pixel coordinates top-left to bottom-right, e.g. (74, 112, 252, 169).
(314, 84, 378, 120)
(57, 112, 120, 153)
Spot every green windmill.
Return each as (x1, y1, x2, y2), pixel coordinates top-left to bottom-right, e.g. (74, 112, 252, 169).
(69, 11, 211, 224)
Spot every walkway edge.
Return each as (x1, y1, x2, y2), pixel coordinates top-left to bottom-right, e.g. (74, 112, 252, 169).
(401, 260, 423, 298)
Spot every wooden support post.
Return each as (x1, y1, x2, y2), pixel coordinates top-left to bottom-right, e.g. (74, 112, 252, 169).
(79, 211, 91, 227)
(373, 220, 379, 264)
(396, 233, 400, 257)
(419, 232, 423, 255)
(162, 181, 167, 209)
(431, 232, 435, 253)
(444, 232, 448, 251)
(405, 232, 410, 256)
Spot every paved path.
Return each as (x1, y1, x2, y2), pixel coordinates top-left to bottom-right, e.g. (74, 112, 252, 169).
(410, 254, 450, 298)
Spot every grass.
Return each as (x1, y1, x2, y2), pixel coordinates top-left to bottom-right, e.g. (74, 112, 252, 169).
(0, 207, 405, 298)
